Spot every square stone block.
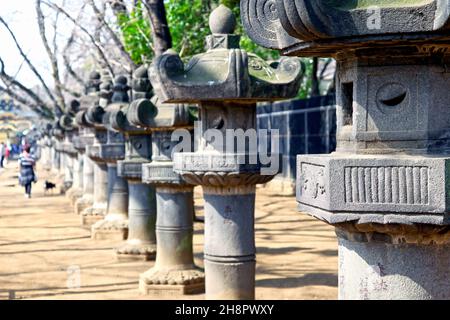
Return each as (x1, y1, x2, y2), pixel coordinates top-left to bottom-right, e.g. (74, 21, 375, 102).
(116, 252, 156, 262)
(91, 228, 128, 241)
(139, 280, 205, 296)
(297, 154, 450, 219)
(81, 214, 103, 227)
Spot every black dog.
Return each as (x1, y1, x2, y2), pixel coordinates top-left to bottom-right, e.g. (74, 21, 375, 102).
(44, 181, 56, 194)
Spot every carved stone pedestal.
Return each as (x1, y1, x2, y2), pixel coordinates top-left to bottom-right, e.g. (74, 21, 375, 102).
(138, 185, 204, 295)
(132, 106, 205, 295)
(115, 182, 156, 261)
(67, 149, 84, 206)
(81, 160, 107, 226)
(74, 153, 94, 215)
(91, 164, 129, 241)
(51, 139, 60, 174)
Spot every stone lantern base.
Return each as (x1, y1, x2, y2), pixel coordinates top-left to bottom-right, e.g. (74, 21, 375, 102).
(116, 241, 156, 261)
(139, 266, 205, 296)
(91, 219, 129, 241)
(67, 188, 84, 207)
(81, 206, 106, 227)
(74, 196, 93, 215)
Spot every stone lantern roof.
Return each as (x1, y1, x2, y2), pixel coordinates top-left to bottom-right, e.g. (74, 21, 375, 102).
(241, 0, 450, 56)
(150, 4, 303, 104)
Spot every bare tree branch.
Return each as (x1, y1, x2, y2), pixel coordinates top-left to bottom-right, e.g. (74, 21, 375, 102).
(0, 16, 58, 109)
(0, 84, 52, 118)
(92, 0, 136, 70)
(41, 0, 115, 77)
(0, 56, 55, 117)
(62, 31, 88, 93)
(36, 0, 66, 111)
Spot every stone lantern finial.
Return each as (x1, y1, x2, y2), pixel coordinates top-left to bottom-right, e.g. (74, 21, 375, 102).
(209, 4, 236, 34)
(206, 5, 240, 50)
(112, 75, 130, 104)
(87, 71, 101, 94)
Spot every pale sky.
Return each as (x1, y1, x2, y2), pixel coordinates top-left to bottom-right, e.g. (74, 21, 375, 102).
(0, 1, 53, 87)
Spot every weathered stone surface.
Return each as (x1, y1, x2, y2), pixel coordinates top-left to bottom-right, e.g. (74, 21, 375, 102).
(107, 66, 157, 260)
(150, 48, 302, 103)
(90, 75, 129, 241)
(151, 5, 302, 300)
(241, 0, 450, 300)
(241, 0, 450, 55)
(77, 71, 108, 224)
(297, 155, 450, 222)
(127, 65, 204, 295)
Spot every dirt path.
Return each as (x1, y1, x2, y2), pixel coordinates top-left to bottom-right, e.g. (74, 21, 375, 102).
(0, 163, 338, 300)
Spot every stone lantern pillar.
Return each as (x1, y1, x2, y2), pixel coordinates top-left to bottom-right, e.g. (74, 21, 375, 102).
(110, 65, 157, 261)
(150, 5, 302, 300)
(242, 0, 450, 299)
(81, 72, 110, 227)
(127, 88, 204, 295)
(90, 75, 129, 241)
(63, 100, 85, 206)
(74, 71, 101, 216)
(70, 137, 85, 206)
(40, 124, 53, 170)
(52, 122, 64, 182)
(60, 101, 82, 197)
(50, 134, 58, 173)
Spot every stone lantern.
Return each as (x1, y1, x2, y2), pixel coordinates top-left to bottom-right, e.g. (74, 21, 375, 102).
(51, 119, 65, 182)
(90, 75, 129, 241)
(242, 0, 450, 299)
(81, 72, 111, 227)
(127, 80, 204, 295)
(74, 71, 100, 216)
(110, 65, 157, 261)
(38, 123, 53, 170)
(150, 5, 302, 299)
(61, 100, 82, 204)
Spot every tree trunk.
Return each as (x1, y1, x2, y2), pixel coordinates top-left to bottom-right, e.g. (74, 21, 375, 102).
(143, 0, 172, 56)
(311, 57, 320, 97)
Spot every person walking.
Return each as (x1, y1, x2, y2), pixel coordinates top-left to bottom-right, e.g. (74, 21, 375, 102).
(0, 142, 5, 168)
(18, 145, 36, 198)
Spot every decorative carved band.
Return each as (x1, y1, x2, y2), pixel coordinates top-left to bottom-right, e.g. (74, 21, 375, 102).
(180, 171, 273, 187)
(344, 166, 429, 205)
(100, 144, 126, 162)
(336, 223, 450, 245)
(117, 160, 144, 180)
(142, 162, 187, 186)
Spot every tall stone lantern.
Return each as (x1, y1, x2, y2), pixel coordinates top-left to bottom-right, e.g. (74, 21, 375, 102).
(51, 119, 65, 181)
(110, 65, 157, 261)
(62, 100, 83, 205)
(242, 0, 450, 299)
(74, 71, 101, 216)
(90, 75, 129, 241)
(126, 77, 204, 295)
(49, 119, 63, 176)
(150, 5, 302, 299)
(39, 124, 53, 170)
(81, 72, 111, 227)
